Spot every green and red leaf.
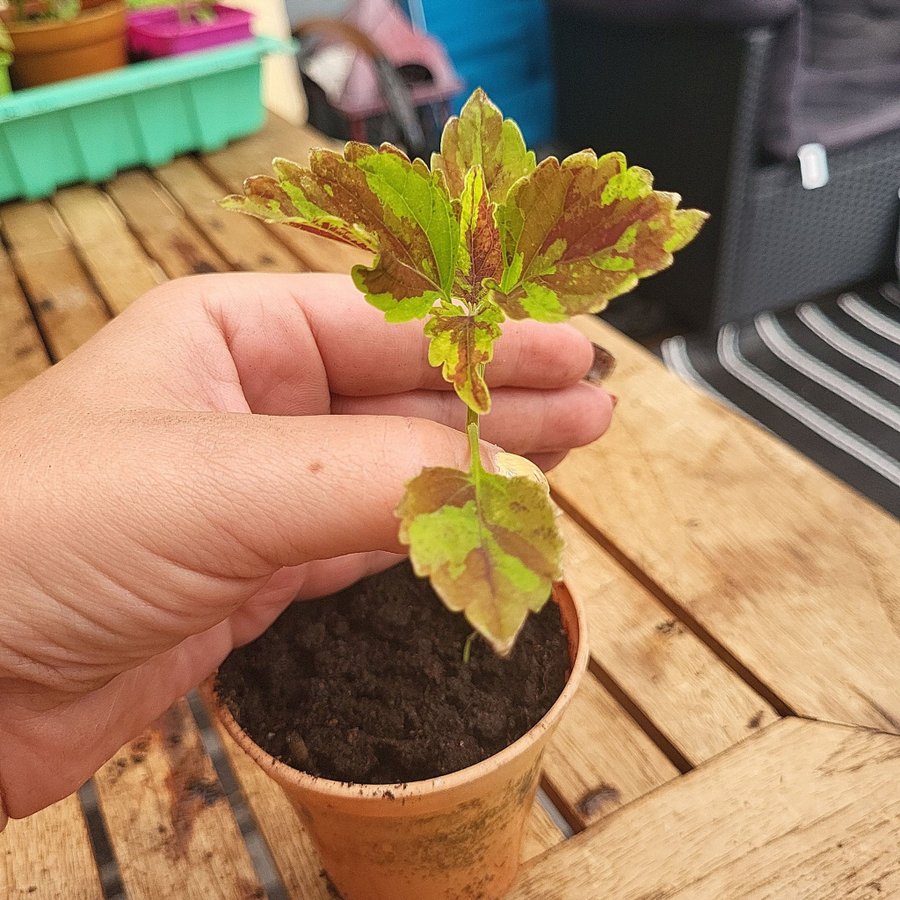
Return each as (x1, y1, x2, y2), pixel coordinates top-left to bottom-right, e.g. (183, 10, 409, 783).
(222, 88, 708, 655)
(426, 305, 503, 414)
(492, 150, 708, 322)
(397, 464, 562, 655)
(433, 88, 536, 201)
(454, 166, 504, 305)
(222, 143, 458, 322)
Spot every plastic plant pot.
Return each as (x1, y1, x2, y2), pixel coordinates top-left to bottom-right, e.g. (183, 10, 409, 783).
(206, 581, 589, 900)
(7, 1, 128, 90)
(127, 3, 253, 58)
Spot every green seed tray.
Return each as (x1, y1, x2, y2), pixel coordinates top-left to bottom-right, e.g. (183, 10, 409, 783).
(0, 36, 288, 202)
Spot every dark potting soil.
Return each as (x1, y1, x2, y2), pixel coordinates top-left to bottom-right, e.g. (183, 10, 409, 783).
(216, 561, 569, 784)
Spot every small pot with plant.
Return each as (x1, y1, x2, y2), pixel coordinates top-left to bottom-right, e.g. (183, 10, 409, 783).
(125, 0, 252, 59)
(207, 88, 705, 900)
(2, 0, 126, 89)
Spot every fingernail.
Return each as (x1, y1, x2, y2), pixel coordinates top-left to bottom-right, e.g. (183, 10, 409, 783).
(495, 451, 551, 495)
(585, 343, 616, 384)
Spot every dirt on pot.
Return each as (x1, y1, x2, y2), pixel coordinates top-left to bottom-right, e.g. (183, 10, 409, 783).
(216, 561, 569, 784)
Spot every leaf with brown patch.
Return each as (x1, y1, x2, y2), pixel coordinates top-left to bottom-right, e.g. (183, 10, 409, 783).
(425, 306, 503, 414)
(492, 151, 707, 321)
(397, 462, 562, 654)
(222, 145, 458, 322)
(432, 88, 536, 201)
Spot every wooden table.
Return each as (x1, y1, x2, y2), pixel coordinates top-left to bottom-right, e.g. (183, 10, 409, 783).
(2, 116, 899, 900)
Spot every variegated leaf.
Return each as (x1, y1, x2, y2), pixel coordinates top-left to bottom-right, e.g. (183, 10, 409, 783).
(492, 151, 708, 321)
(397, 465, 562, 655)
(222, 143, 458, 322)
(426, 306, 503, 414)
(454, 166, 504, 306)
(432, 88, 536, 201)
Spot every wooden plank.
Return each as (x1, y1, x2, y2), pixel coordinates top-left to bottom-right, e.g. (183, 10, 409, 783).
(106, 170, 229, 279)
(51, 185, 163, 316)
(0, 202, 110, 359)
(92, 698, 264, 900)
(521, 802, 564, 862)
(0, 794, 102, 899)
(209, 698, 563, 895)
(154, 157, 307, 274)
(200, 117, 369, 274)
(541, 673, 679, 830)
(553, 315, 900, 733)
(509, 718, 900, 899)
(559, 514, 777, 763)
(208, 708, 334, 900)
(0, 244, 49, 398)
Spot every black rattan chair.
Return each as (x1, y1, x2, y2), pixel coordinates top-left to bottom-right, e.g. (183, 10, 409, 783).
(549, 1, 900, 331)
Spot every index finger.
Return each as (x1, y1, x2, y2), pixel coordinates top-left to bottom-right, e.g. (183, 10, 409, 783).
(206, 272, 596, 408)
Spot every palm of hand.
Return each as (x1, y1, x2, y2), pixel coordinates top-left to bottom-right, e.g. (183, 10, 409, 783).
(0, 272, 609, 818)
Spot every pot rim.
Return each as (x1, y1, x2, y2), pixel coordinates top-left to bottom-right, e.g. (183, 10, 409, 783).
(206, 579, 589, 803)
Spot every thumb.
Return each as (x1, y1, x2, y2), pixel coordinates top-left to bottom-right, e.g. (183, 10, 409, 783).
(125, 411, 496, 579)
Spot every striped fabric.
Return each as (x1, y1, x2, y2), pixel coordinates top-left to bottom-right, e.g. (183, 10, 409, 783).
(661, 282, 900, 518)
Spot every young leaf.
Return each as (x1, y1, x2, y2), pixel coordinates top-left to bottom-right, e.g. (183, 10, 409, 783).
(433, 88, 536, 201)
(397, 466, 562, 655)
(426, 306, 503, 414)
(222, 144, 458, 322)
(492, 151, 708, 322)
(454, 166, 504, 306)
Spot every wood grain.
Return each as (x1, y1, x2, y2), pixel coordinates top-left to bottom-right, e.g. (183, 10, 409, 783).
(559, 514, 777, 763)
(52, 185, 163, 315)
(0, 201, 110, 359)
(106, 170, 230, 279)
(92, 699, 264, 899)
(154, 157, 306, 274)
(0, 795, 101, 899)
(200, 115, 369, 274)
(541, 672, 679, 829)
(554, 315, 900, 733)
(509, 718, 900, 899)
(0, 243, 48, 398)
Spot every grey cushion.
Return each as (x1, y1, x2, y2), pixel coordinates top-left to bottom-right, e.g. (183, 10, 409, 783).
(764, 1, 900, 158)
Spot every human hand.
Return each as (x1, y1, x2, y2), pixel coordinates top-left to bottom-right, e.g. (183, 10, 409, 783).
(0, 272, 613, 823)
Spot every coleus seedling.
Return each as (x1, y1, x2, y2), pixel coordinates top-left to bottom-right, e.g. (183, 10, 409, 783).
(222, 89, 706, 655)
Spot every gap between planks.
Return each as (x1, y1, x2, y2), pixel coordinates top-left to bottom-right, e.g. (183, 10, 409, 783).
(555, 492, 795, 720)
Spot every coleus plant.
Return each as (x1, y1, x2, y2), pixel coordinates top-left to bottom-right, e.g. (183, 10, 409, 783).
(222, 89, 706, 655)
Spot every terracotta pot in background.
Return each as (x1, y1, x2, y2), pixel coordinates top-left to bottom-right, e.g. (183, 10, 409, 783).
(207, 582, 588, 900)
(8, 1, 127, 90)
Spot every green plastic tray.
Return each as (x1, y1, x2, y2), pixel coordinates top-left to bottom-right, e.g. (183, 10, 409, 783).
(0, 36, 289, 202)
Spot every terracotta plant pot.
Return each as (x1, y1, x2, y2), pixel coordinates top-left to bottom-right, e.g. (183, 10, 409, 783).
(7, 1, 127, 90)
(207, 582, 588, 900)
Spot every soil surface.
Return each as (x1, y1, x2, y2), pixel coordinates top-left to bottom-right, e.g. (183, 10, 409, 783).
(217, 561, 569, 783)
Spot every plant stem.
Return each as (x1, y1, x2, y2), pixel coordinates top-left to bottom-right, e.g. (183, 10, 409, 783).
(462, 631, 477, 664)
(467, 413, 481, 479)
(467, 363, 486, 480)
